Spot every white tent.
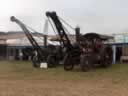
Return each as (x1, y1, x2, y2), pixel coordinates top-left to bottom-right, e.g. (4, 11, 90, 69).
(6, 36, 60, 46)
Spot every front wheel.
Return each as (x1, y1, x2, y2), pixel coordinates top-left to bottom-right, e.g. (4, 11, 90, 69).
(32, 56, 40, 68)
(63, 54, 74, 71)
(47, 55, 57, 68)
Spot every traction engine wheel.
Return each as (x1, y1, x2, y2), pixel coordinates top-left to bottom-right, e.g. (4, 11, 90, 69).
(64, 54, 74, 71)
(101, 47, 113, 67)
(80, 55, 93, 72)
(47, 55, 57, 68)
(32, 55, 40, 68)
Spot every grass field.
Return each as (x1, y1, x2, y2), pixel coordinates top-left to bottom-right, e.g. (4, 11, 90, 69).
(0, 60, 128, 96)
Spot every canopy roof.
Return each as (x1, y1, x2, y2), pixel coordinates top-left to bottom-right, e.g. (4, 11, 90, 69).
(83, 32, 113, 40)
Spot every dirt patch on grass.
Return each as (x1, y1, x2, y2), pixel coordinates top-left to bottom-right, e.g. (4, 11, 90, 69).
(0, 79, 127, 96)
(0, 61, 127, 96)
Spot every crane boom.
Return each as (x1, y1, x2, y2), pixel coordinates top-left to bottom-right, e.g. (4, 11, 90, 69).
(45, 11, 81, 70)
(46, 11, 73, 50)
(10, 16, 47, 64)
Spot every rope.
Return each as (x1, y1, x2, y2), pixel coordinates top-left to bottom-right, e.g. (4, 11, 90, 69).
(47, 16, 75, 44)
(62, 25, 74, 42)
(59, 16, 75, 42)
(19, 21, 45, 43)
(26, 25, 44, 42)
(59, 16, 75, 31)
(47, 18, 57, 35)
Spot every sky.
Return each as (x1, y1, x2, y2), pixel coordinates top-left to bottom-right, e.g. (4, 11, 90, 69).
(0, 0, 128, 34)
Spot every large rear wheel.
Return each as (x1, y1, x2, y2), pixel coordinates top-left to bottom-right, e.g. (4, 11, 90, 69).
(101, 47, 113, 67)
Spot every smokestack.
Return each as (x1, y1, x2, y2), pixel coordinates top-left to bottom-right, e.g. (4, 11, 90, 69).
(75, 26, 80, 42)
(44, 35, 47, 48)
(43, 19, 48, 47)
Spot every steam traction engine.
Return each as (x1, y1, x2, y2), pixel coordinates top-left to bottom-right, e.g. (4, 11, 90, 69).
(46, 11, 113, 71)
(79, 33, 113, 71)
(10, 12, 113, 72)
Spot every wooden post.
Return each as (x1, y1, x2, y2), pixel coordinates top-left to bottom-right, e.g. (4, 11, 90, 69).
(112, 45, 116, 64)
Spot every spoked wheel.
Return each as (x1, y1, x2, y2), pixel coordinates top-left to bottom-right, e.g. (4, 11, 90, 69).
(32, 55, 40, 68)
(80, 55, 93, 72)
(101, 47, 113, 68)
(63, 54, 74, 71)
(64, 63, 74, 71)
(102, 54, 112, 67)
(47, 55, 57, 68)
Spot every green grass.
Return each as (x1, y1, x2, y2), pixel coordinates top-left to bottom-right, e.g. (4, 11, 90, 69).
(0, 60, 128, 83)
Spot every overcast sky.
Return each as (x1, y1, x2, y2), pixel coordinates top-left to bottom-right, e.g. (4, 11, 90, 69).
(0, 0, 128, 34)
